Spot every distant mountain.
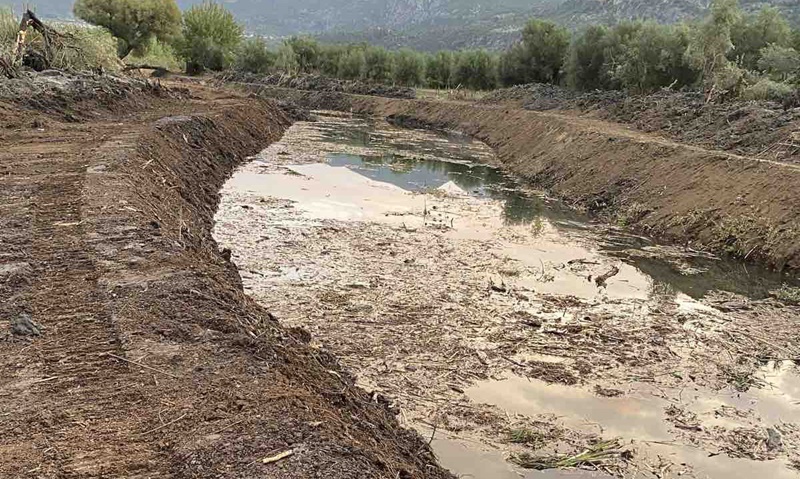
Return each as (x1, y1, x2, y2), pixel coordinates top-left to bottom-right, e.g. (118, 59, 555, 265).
(321, 0, 800, 51)
(20, 0, 800, 51)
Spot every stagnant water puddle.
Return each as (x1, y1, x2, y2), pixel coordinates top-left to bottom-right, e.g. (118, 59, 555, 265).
(214, 112, 800, 478)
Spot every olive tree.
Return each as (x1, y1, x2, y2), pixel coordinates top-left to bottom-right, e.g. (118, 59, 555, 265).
(234, 37, 275, 74)
(73, 0, 181, 58)
(452, 50, 498, 90)
(364, 46, 393, 83)
(686, 0, 743, 95)
(732, 7, 793, 71)
(392, 49, 424, 86)
(499, 19, 570, 85)
(177, 1, 243, 73)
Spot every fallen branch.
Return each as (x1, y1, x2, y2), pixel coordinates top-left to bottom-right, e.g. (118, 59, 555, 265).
(595, 265, 620, 288)
(262, 449, 294, 464)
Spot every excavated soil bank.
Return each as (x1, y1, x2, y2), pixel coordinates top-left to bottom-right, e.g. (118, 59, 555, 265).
(250, 86, 800, 273)
(0, 78, 451, 478)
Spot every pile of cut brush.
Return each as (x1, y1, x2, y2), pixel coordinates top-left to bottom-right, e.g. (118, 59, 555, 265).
(0, 9, 121, 79)
(217, 71, 417, 99)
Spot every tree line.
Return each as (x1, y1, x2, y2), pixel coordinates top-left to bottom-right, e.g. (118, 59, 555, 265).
(72, 0, 800, 100)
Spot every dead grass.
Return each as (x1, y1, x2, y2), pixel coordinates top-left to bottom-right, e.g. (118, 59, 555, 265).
(511, 439, 626, 471)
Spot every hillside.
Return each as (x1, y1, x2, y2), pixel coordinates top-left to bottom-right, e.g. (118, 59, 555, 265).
(23, 0, 800, 50)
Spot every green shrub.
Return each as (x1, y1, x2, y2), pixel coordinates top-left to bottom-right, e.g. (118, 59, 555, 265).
(285, 36, 320, 73)
(757, 44, 800, 81)
(337, 47, 365, 80)
(364, 46, 392, 83)
(126, 37, 181, 70)
(732, 7, 793, 71)
(274, 43, 299, 74)
(392, 48, 424, 86)
(741, 78, 794, 100)
(566, 25, 613, 90)
(177, 1, 242, 73)
(499, 18, 569, 86)
(425, 50, 454, 89)
(452, 50, 498, 90)
(614, 22, 698, 92)
(234, 37, 275, 74)
(316, 44, 345, 76)
(74, 0, 181, 58)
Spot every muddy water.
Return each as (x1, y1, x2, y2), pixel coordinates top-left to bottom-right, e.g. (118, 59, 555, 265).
(214, 112, 800, 479)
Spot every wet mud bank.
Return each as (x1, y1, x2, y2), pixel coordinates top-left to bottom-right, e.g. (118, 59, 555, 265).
(255, 87, 800, 272)
(111, 103, 453, 477)
(0, 91, 451, 478)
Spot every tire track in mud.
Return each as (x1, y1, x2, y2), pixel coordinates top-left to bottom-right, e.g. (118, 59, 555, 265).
(0, 134, 158, 477)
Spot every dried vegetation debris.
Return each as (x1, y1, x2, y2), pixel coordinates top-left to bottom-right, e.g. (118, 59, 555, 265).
(0, 70, 185, 123)
(218, 71, 416, 99)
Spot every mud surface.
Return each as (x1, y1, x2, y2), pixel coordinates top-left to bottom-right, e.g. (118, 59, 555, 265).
(0, 76, 450, 478)
(481, 84, 800, 166)
(216, 112, 800, 478)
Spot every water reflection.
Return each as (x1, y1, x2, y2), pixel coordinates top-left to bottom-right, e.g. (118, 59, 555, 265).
(321, 118, 797, 301)
(327, 153, 551, 225)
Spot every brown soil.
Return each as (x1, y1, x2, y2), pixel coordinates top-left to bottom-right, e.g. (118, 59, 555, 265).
(250, 86, 800, 272)
(480, 84, 800, 166)
(0, 76, 451, 478)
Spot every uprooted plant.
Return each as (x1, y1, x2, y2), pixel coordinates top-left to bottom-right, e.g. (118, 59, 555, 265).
(0, 8, 122, 78)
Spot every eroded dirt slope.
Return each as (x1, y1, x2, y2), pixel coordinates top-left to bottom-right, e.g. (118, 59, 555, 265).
(0, 76, 451, 479)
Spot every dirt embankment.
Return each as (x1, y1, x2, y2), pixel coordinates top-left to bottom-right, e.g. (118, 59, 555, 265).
(0, 77, 450, 478)
(254, 86, 800, 272)
(481, 84, 800, 165)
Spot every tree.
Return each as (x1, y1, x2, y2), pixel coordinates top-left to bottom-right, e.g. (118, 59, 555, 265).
(392, 49, 424, 86)
(500, 19, 570, 86)
(615, 22, 698, 92)
(73, 0, 181, 58)
(235, 37, 275, 74)
(274, 43, 299, 74)
(758, 44, 800, 81)
(364, 46, 392, 83)
(452, 50, 498, 90)
(337, 48, 366, 80)
(686, 0, 743, 95)
(498, 44, 528, 86)
(426, 50, 454, 89)
(177, 1, 242, 73)
(565, 25, 613, 90)
(732, 7, 793, 71)
(285, 37, 320, 73)
(316, 44, 345, 76)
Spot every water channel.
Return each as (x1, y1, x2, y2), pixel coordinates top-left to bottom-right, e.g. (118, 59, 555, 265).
(214, 112, 800, 478)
